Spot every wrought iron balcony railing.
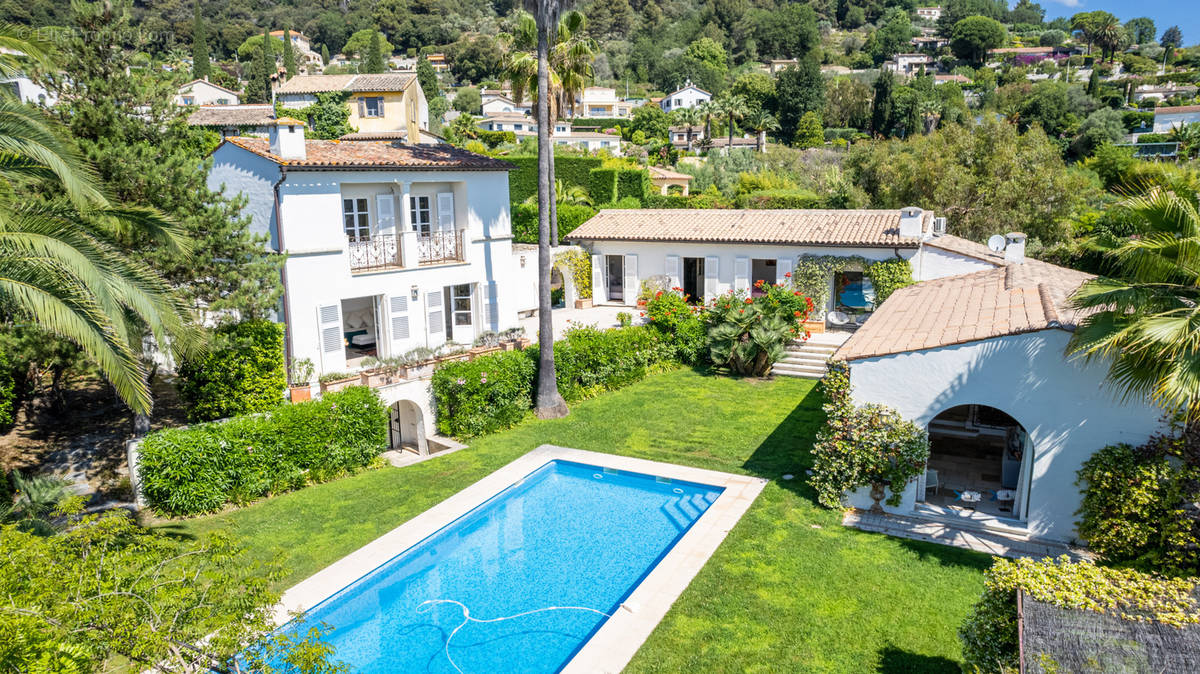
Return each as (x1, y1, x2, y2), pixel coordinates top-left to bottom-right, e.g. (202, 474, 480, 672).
(417, 229, 465, 265)
(347, 234, 402, 272)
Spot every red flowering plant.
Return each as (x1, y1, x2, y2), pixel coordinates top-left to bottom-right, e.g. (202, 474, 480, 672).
(643, 288, 708, 364)
(705, 284, 814, 376)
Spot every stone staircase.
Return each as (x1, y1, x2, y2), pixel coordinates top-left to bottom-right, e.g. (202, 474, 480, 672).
(772, 333, 847, 379)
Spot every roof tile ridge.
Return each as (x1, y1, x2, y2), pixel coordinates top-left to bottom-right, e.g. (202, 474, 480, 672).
(1037, 283, 1060, 327)
(1004, 263, 1017, 291)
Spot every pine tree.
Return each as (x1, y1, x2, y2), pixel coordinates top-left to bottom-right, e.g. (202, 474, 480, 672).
(282, 27, 297, 78)
(191, 2, 209, 80)
(365, 30, 385, 73)
(44, 2, 283, 321)
(870, 70, 894, 137)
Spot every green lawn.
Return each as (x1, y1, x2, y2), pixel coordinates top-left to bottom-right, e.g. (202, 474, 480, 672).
(156, 369, 990, 672)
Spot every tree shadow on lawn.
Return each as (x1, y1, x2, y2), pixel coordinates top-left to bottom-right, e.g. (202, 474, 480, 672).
(741, 381, 825, 501)
(875, 645, 960, 673)
(895, 536, 994, 571)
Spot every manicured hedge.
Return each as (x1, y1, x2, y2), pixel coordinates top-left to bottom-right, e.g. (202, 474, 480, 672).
(512, 202, 598, 244)
(139, 386, 388, 515)
(736, 189, 823, 209)
(589, 168, 618, 204)
(431, 325, 676, 438)
(616, 168, 649, 203)
(507, 155, 603, 204)
(177, 319, 286, 422)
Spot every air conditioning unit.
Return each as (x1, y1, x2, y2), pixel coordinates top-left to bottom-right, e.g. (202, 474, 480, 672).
(932, 217, 947, 236)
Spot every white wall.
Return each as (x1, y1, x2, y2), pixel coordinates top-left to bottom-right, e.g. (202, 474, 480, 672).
(912, 245, 995, 281)
(845, 330, 1166, 542)
(660, 87, 711, 112)
(208, 143, 282, 249)
(583, 240, 916, 305)
(176, 80, 240, 106)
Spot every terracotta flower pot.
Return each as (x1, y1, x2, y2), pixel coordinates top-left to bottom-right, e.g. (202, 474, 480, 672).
(289, 385, 311, 402)
(574, 298, 593, 309)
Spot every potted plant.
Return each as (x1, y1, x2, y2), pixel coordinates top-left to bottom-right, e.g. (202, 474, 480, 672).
(574, 296, 593, 310)
(501, 326, 530, 349)
(437, 342, 470, 363)
(470, 331, 502, 356)
(288, 358, 315, 402)
(318, 371, 359, 394)
(402, 347, 437, 378)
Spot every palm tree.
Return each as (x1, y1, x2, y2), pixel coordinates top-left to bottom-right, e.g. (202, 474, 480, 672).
(1094, 16, 1126, 62)
(696, 100, 718, 152)
(0, 32, 195, 416)
(1067, 167, 1200, 418)
(524, 0, 569, 420)
(742, 109, 778, 152)
(671, 107, 701, 153)
(1169, 123, 1200, 159)
(917, 99, 942, 134)
(714, 94, 747, 155)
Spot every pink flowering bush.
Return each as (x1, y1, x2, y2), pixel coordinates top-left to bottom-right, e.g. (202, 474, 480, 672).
(431, 350, 535, 439)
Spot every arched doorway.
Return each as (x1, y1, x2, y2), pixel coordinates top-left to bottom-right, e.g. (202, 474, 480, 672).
(920, 404, 1032, 521)
(389, 400, 428, 456)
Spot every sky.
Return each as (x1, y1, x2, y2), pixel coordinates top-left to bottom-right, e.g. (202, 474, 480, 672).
(1039, 0, 1199, 47)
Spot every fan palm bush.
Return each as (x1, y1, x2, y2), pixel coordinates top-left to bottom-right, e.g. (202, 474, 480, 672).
(0, 29, 194, 415)
(706, 283, 812, 376)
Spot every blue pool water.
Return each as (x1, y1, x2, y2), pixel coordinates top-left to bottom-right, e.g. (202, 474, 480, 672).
(270, 460, 723, 673)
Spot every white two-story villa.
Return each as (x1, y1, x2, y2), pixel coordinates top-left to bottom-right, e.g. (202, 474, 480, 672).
(207, 119, 520, 380)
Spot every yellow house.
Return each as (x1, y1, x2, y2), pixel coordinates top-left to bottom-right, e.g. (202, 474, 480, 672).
(274, 73, 430, 141)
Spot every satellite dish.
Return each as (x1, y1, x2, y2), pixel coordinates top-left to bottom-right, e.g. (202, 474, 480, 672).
(987, 234, 1006, 252)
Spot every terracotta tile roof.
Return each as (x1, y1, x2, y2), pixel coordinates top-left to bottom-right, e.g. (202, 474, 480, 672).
(274, 73, 416, 95)
(834, 253, 1094, 361)
(648, 166, 692, 181)
(178, 79, 242, 96)
(566, 209, 930, 247)
(187, 104, 276, 127)
(221, 136, 514, 171)
(923, 234, 1005, 264)
(1156, 105, 1200, 115)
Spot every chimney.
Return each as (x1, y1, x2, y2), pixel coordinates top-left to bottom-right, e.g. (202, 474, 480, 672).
(1005, 232, 1027, 264)
(269, 117, 307, 161)
(898, 206, 924, 239)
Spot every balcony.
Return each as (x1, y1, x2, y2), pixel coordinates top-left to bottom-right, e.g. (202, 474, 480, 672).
(417, 230, 464, 266)
(347, 230, 465, 273)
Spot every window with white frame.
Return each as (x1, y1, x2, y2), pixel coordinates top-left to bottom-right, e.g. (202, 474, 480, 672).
(452, 284, 473, 326)
(343, 198, 370, 241)
(409, 195, 431, 234)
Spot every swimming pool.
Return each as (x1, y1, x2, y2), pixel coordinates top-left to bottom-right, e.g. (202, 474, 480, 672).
(271, 459, 724, 673)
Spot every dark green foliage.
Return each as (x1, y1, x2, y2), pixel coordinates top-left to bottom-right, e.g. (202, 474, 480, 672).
(0, 348, 14, 429)
(870, 71, 895, 137)
(736, 189, 823, 209)
(245, 27, 272, 104)
(431, 350, 536, 438)
(365, 29, 385, 73)
(139, 386, 388, 515)
(643, 291, 707, 364)
(190, 2, 209, 80)
(177, 320, 286, 422)
(864, 258, 914, 304)
(512, 203, 597, 243)
(950, 16, 1007, 65)
(506, 155, 602, 204)
(616, 168, 649, 203)
(773, 57, 825, 144)
(589, 168, 618, 205)
(475, 129, 515, 148)
(1122, 110, 1155, 131)
(1076, 432, 1200, 577)
(627, 103, 670, 141)
(276, 91, 355, 139)
(431, 326, 676, 438)
(452, 86, 482, 114)
(282, 28, 297, 78)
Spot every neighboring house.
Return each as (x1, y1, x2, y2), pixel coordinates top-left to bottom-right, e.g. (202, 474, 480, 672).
(0, 75, 54, 105)
(934, 74, 971, 85)
(552, 130, 622, 155)
(575, 87, 632, 118)
(1153, 105, 1200, 133)
(187, 104, 276, 138)
(911, 35, 950, 51)
(270, 30, 323, 73)
(481, 94, 530, 116)
(565, 207, 946, 308)
(175, 78, 240, 106)
(338, 129, 446, 145)
(884, 53, 934, 77)
(426, 53, 450, 72)
(275, 74, 430, 139)
(833, 233, 1164, 544)
(1133, 84, 1198, 102)
(207, 120, 519, 449)
(669, 125, 706, 149)
(659, 82, 712, 112)
(767, 59, 798, 74)
(704, 136, 758, 151)
(988, 46, 1073, 64)
(479, 112, 537, 136)
(647, 166, 691, 196)
(915, 6, 942, 21)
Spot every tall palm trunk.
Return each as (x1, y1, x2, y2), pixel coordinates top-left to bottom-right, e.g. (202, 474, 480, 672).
(534, 4, 568, 419)
(727, 111, 735, 155)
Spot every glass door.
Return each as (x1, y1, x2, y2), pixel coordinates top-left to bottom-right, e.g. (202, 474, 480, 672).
(606, 255, 624, 303)
(446, 283, 474, 344)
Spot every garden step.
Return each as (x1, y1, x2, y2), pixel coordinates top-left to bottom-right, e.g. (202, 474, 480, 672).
(779, 354, 829, 366)
(772, 362, 827, 379)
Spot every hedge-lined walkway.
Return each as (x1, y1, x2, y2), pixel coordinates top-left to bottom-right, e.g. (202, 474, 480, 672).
(156, 369, 990, 672)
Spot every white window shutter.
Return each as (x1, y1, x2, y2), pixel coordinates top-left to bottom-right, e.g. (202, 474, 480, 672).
(426, 290, 444, 341)
(734, 256, 749, 292)
(317, 304, 344, 373)
(591, 254, 605, 303)
(377, 97, 385, 116)
(623, 254, 637, 304)
(777, 256, 794, 285)
(357, 97, 365, 117)
(482, 282, 499, 330)
(389, 294, 410, 347)
(704, 255, 719, 301)
(665, 255, 681, 290)
(375, 194, 395, 235)
(437, 192, 454, 231)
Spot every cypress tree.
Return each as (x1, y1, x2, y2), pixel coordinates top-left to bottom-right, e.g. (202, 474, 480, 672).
(321, 43, 330, 66)
(365, 30, 385, 74)
(191, 2, 209, 80)
(1086, 67, 1100, 96)
(870, 70, 894, 137)
(282, 27, 297, 78)
(254, 27, 272, 102)
(417, 55, 439, 98)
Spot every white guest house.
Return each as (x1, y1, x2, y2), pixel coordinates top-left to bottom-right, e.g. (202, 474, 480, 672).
(658, 82, 712, 112)
(207, 120, 520, 380)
